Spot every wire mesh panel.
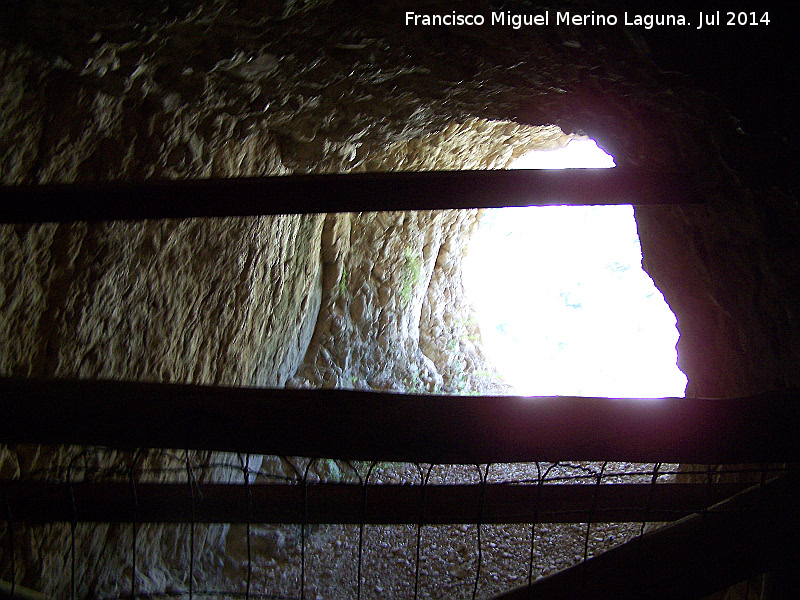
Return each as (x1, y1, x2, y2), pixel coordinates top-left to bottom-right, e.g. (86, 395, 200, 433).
(2, 380, 799, 598)
(1, 444, 795, 600)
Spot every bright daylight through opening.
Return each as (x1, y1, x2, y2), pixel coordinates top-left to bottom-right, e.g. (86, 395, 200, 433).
(463, 139, 687, 398)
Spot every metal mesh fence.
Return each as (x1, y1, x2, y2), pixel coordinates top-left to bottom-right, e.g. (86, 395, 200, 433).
(1, 445, 791, 600)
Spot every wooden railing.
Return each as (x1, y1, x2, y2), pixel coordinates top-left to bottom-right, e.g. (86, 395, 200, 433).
(0, 168, 704, 223)
(1, 378, 798, 465)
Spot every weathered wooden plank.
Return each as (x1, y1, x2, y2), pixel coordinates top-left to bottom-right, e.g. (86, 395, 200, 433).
(1, 378, 799, 464)
(493, 475, 800, 600)
(0, 480, 753, 525)
(0, 169, 703, 223)
(0, 579, 54, 600)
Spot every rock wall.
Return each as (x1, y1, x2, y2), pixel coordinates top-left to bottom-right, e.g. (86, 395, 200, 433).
(292, 119, 575, 395)
(635, 198, 800, 399)
(1, 0, 798, 597)
(0, 216, 324, 385)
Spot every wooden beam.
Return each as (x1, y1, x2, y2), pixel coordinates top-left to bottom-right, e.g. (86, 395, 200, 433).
(493, 475, 800, 600)
(1, 378, 799, 464)
(0, 580, 55, 600)
(0, 169, 703, 223)
(0, 480, 753, 525)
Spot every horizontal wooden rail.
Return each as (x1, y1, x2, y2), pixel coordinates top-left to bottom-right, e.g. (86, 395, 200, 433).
(0, 168, 704, 223)
(0, 480, 755, 525)
(1, 378, 799, 464)
(494, 475, 800, 600)
(0, 580, 54, 600)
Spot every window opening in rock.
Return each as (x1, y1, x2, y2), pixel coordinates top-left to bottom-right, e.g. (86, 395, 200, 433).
(463, 139, 687, 398)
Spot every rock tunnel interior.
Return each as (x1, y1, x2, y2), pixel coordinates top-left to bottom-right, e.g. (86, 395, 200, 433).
(1, 1, 800, 599)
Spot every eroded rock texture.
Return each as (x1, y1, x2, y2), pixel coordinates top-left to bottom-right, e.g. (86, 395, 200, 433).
(1, 0, 798, 598)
